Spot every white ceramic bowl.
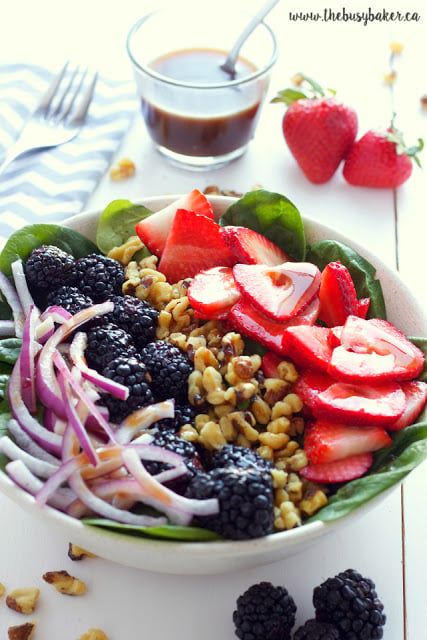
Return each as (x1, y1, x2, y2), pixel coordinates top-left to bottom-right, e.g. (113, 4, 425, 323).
(0, 194, 425, 575)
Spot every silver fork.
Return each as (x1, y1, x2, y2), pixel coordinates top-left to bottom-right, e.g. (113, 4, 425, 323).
(0, 62, 98, 176)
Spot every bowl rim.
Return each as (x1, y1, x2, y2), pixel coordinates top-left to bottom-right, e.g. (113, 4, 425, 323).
(0, 193, 425, 573)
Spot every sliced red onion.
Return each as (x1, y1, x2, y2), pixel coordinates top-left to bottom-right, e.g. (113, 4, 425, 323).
(19, 305, 41, 413)
(11, 259, 35, 316)
(5, 460, 76, 511)
(54, 357, 99, 467)
(69, 332, 129, 401)
(0, 435, 59, 478)
(67, 471, 168, 526)
(0, 320, 16, 336)
(122, 448, 219, 526)
(0, 270, 25, 337)
(7, 418, 61, 463)
(53, 351, 117, 444)
(40, 305, 72, 323)
(36, 301, 114, 417)
(36, 316, 55, 343)
(8, 360, 62, 455)
(115, 400, 175, 444)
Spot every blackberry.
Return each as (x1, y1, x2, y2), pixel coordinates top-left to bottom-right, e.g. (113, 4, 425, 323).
(75, 253, 124, 302)
(140, 340, 193, 402)
(204, 443, 274, 473)
(101, 356, 154, 423)
(294, 619, 340, 640)
(104, 295, 159, 349)
(313, 569, 386, 640)
(25, 245, 77, 291)
(85, 323, 136, 371)
(46, 286, 94, 316)
(184, 466, 274, 540)
(144, 430, 203, 492)
(151, 401, 197, 433)
(233, 581, 297, 640)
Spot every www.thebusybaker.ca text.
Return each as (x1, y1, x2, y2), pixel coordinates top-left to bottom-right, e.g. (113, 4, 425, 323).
(289, 8, 421, 25)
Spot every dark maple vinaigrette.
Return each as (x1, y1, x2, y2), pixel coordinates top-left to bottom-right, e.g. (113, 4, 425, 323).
(141, 48, 266, 157)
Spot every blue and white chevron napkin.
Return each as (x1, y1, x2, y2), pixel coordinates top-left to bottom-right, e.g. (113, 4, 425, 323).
(0, 63, 138, 248)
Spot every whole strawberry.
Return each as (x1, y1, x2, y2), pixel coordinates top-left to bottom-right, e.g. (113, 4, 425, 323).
(343, 126, 423, 188)
(272, 74, 358, 184)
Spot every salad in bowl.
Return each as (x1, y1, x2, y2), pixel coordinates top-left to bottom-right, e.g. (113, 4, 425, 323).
(0, 188, 426, 574)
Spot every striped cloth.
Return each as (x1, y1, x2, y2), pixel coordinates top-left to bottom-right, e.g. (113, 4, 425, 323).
(0, 63, 138, 248)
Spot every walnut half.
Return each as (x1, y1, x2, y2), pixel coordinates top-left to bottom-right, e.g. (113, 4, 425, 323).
(8, 621, 37, 640)
(42, 570, 86, 596)
(6, 588, 40, 614)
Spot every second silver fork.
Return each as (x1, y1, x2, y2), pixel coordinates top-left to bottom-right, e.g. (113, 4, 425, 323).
(0, 62, 98, 177)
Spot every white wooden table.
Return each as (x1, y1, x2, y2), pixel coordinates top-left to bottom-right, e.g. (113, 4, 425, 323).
(0, 1, 426, 638)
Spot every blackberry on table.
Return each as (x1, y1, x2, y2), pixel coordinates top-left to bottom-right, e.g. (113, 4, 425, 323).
(46, 286, 94, 316)
(151, 401, 197, 433)
(140, 340, 193, 402)
(101, 356, 154, 423)
(233, 581, 297, 640)
(204, 443, 274, 473)
(75, 253, 124, 302)
(293, 619, 340, 640)
(24, 245, 77, 302)
(85, 323, 136, 371)
(313, 569, 386, 640)
(184, 466, 274, 540)
(104, 295, 159, 349)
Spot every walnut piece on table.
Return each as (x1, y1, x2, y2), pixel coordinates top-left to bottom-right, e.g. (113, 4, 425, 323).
(68, 543, 96, 561)
(8, 621, 37, 640)
(6, 588, 40, 614)
(42, 570, 86, 596)
(77, 629, 109, 640)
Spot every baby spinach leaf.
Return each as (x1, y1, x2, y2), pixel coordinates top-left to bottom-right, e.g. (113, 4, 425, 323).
(0, 338, 21, 365)
(306, 239, 386, 319)
(220, 189, 306, 261)
(0, 224, 98, 278)
(83, 518, 222, 541)
(96, 200, 153, 257)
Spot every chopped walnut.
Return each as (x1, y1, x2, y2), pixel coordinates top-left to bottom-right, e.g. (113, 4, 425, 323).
(109, 157, 136, 181)
(0, 581, 5, 597)
(8, 621, 37, 640)
(6, 588, 40, 614)
(42, 570, 86, 596)
(421, 94, 427, 111)
(77, 630, 109, 640)
(68, 543, 96, 561)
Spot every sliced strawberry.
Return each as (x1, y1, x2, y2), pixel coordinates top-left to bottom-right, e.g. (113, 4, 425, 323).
(313, 380, 406, 426)
(261, 352, 285, 378)
(188, 266, 241, 319)
(233, 262, 321, 321)
(300, 452, 373, 483)
(293, 370, 336, 409)
(329, 315, 425, 382)
(219, 226, 289, 266)
(157, 209, 235, 284)
(356, 297, 371, 319)
(281, 325, 333, 372)
(135, 189, 214, 257)
(387, 380, 427, 431)
(304, 419, 391, 464)
(228, 297, 288, 354)
(317, 261, 359, 327)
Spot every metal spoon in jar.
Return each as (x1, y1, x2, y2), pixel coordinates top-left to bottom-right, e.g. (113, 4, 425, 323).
(220, 0, 280, 78)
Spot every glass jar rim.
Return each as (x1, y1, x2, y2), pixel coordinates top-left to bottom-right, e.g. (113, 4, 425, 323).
(126, 7, 278, 90)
